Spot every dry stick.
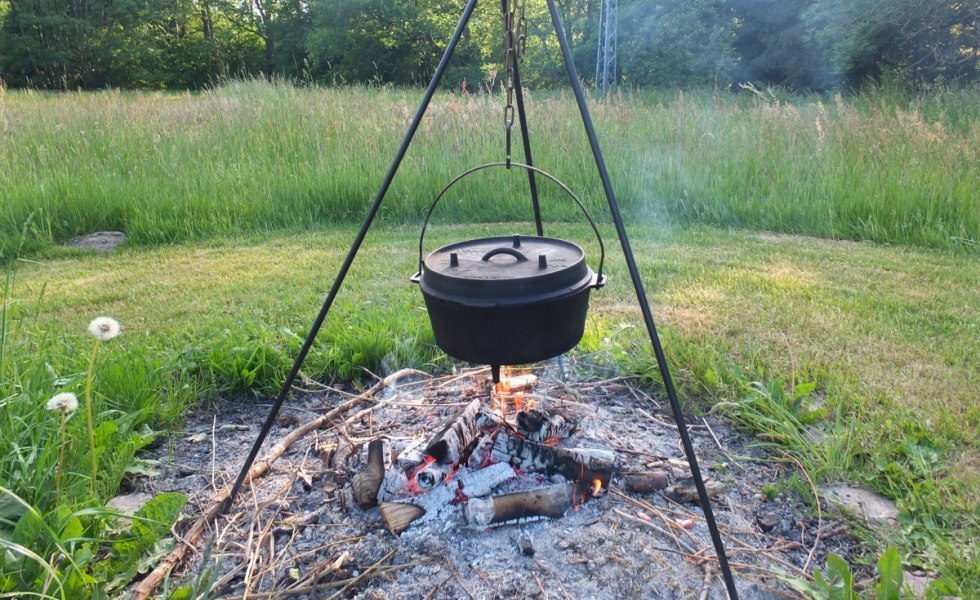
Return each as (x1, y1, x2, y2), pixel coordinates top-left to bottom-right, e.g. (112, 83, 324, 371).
(783, 452, 823, 573)
(702, 416, 739, 468)
(129, 370, 404, 600)
(212, 561, 420, 600)
(422, 576, 452, 600)
(532, 571, 548, 600)
(613, 509, 699, 555)
(326, 550, 397, 600)
(443, 558, 476, 600)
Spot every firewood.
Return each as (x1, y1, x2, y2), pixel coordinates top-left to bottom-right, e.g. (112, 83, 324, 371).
(490, 432, 616, 485)
(665, 477, 724, 504)
(380, 502, 426, 535)
(622, 471, 669, 494)
(351, 439, 384, 508)
(464, 483, 583, 528)
(425, 398, 485, 464)
(515, 408, 576, 443)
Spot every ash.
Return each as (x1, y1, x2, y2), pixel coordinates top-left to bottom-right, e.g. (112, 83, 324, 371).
(139, 365, 855, 599)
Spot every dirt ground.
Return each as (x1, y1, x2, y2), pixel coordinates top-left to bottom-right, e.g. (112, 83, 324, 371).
(134, 363, 858, 599)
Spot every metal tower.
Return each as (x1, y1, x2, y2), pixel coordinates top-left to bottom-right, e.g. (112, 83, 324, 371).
(595, 0, 618, 90)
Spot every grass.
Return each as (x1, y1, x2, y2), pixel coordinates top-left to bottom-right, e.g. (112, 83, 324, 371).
(1, 80, 978, 262)
(2, 222, 977, 592)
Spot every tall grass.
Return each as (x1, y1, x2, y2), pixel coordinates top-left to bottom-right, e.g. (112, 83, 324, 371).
(1, 80, 977, 261)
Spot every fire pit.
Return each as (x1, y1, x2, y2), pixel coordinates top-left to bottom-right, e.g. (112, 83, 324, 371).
(143, 366, 850, 599)
(347, 370, 617, 534)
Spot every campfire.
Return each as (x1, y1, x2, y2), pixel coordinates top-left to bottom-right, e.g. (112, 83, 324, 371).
(348, 369, 617, 534)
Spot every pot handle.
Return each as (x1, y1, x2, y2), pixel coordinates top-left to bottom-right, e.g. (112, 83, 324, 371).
(417, 162, 605, 286)
(481, 247, 529, 263)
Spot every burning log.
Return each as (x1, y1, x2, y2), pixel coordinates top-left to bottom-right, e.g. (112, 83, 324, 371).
(351, 439, 384, 508)
(425, 398, 500, 464)
(464, 482, 589, 528)
(490, 433, 616, 487)
(622, 471, 670, 494)
(515, 408, 575, 443)
(380, 502, 426, 535)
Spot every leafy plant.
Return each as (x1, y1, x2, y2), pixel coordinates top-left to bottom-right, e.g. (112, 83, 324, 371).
(777, 547, 963, 600)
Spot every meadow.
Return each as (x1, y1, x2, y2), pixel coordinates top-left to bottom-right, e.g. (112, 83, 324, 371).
(0, 81, 977, 597)
(1, 80, 977, 261)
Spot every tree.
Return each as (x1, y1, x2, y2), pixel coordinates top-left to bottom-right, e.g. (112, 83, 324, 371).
(804, 0, 980, 86)
(617, 0, 734, 88)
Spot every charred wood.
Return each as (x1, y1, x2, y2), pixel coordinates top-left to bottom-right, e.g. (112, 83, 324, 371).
(464, 482, 588, 528)
(515, 407, 575, 443)
(490, 432, 616, 486)
(665, 477, 724, 503)
(380, 502, 426, 535)
(425, 398, 494, 464)
(622, 471, 669, 494)
(351, 439, 384, 508)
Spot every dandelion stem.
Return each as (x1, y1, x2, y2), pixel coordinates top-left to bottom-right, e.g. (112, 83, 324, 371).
(56, 412, 67, 504)
(84, 339, 100, 497)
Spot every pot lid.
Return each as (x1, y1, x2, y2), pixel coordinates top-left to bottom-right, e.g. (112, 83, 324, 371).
(420, 234, 594, 306)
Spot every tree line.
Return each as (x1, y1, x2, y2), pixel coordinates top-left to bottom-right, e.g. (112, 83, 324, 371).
(0, 0, 977, 91)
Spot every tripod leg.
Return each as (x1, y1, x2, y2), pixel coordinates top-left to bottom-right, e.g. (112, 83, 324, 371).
(221, 0, 481, 514)
(544, 1, 739, 598)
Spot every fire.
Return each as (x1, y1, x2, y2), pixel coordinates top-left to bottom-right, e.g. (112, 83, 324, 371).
(591, 478, 604, 497)
(493, 367, 538, 415)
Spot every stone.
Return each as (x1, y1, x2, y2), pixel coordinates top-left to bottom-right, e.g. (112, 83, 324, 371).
(65, 231, 127, 251)
(756, 511, 780, 532)
(823, 485, 900, 524)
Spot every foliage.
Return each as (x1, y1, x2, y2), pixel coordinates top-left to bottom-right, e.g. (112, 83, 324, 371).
(0, 250, 191, 596)
(0, 0, 976, 90)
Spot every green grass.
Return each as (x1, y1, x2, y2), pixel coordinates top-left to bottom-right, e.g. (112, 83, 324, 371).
(1, 81, 977, 262)
(2, 223, 977, 593)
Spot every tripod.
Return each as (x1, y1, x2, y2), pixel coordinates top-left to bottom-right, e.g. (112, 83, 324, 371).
(225, 1, 739, 597)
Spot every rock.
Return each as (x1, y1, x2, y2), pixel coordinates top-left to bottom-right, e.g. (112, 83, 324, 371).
(106, 492, 153, 515)
(65, 231, 127, 251)
(756, 511, 780, 532)
(823, 485, 900, 524)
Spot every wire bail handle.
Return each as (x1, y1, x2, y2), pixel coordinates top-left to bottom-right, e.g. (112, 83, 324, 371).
(415, 162, 606, 287)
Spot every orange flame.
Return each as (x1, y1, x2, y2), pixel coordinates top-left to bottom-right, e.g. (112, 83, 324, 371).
(493, 367, 538, 415)
(592, 478, 604, 497)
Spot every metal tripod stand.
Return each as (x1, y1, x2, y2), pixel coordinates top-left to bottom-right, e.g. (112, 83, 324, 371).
(225, 1, 739, 597)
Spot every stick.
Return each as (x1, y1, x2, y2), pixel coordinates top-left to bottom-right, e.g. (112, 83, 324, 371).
(128, 369, 411, 600)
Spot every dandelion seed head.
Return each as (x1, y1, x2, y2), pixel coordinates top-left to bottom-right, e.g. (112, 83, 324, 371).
(47, 392, 79, 414)
(87, 316, 120, 341)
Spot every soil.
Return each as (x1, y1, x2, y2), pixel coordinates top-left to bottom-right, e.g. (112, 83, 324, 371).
(133, 364, 860, 599)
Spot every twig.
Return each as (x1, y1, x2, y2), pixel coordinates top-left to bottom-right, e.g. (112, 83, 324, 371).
(212, 560, 420, 600)
(422, 576, 451, 600)
(128, 368, 413, 600)
(326, 550, 397, 600)
(444, 558, 476, 600)
(702, 416, 739, 468)
(613, 509, 698, 555)
(783, 452, 823, 573)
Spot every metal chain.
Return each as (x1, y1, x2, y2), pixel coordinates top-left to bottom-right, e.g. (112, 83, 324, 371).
(502, 0, 527, 167)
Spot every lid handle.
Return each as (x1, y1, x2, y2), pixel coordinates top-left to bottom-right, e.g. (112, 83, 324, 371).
(481, 247, 529, 263)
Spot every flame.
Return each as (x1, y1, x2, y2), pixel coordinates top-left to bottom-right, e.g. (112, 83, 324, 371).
(493, 367, 538, 415)
(592, 478, 604, 497)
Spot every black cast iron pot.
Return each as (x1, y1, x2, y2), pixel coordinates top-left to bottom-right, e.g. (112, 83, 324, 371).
(411, 163, 605, 381)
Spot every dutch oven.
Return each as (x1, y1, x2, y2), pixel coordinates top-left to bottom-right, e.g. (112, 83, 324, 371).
(411, 163, 605, 381)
